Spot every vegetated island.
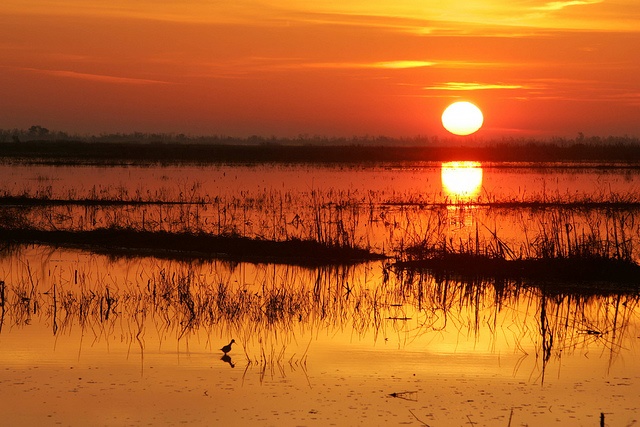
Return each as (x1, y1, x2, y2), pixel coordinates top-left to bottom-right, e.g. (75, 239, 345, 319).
(395, 254, 640, 291)
(0, 227, 386, 266)
(392, 207, 640, 293)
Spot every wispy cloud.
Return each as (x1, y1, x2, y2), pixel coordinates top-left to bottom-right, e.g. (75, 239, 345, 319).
(18, 67, 172, 85)
(371, 61, 436, 69)
(424, 82, 524, 91)
(1, 0, 288, 25)
(3, 0, 634, 35)
(534, 0, 602, 12)
(297, 60, 435, 70)
(283, 10, 438, 34)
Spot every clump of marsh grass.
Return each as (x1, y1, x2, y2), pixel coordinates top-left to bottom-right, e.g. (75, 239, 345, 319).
(0, 185, 380, 261)
(395, 207, 640, 287)
(3, 176, 640, 263)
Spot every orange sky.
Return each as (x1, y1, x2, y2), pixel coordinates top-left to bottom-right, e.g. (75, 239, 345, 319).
(1, 0, 639, 138)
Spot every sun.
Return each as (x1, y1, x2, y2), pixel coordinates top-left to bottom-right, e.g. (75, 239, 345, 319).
(441, 101, 484, 136)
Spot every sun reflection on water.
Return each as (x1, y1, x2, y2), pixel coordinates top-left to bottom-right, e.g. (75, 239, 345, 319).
(441, 161, 483, 199)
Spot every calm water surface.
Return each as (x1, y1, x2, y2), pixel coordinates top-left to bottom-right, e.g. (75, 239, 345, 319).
(1, 161, 640, 426)
(2, 161, 639, 199)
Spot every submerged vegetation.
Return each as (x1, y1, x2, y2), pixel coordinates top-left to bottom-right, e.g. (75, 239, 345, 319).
(2, 175, 640, 277)
(1, 155, 639, 360)
(0, 185, 380, 264)
(1, 151, 640, 423)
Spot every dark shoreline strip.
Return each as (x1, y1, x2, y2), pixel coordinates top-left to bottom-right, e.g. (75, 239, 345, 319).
(4, 196, 640, 209)
(5, 141, 640, 164)
(0, 228, 385, 265)
(0, 196, 203, 206)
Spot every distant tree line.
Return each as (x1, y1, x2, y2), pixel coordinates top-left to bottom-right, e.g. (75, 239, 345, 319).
(1, 126, 640, 147)
(0, 127, 442, 146)
(0, 126, 68, 143)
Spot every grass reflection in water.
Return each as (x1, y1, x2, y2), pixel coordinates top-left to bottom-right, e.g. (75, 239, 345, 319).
(1, 253, 637, 382)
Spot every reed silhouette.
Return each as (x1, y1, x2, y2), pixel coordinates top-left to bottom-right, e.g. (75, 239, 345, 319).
(3, 181, 640, 271)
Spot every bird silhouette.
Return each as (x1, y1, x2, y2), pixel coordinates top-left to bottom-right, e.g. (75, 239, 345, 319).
(221, 339, 235, 354)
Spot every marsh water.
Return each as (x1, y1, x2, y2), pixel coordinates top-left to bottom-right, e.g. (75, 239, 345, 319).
(1, 160, 640, 426)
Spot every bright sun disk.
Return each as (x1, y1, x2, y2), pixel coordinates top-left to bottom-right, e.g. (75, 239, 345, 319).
(441, 101, 484, 136)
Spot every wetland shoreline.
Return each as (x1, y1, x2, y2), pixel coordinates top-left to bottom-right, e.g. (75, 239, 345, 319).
(4, 140, 640, 165)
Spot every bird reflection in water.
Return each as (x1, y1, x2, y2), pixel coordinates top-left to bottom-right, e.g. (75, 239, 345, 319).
(221, 353, 235, 368)
(220, 339, 236, 368)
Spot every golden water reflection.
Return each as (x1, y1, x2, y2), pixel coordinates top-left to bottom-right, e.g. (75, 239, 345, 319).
(1, 247, 640, 425)
(1, 246, 638, 370)
(441, 161, 483, 199)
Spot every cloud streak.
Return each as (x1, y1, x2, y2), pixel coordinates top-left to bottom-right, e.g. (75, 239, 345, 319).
(288, 60, 436, 70)
(370, 60, 436, 69)
(18, 67, 172, 85)
(534, 0, 602, 12)
(424, 82, 525, 91)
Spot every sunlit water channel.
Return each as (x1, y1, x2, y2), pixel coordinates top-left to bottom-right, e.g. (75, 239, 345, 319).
(1, 161, 640, 426)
